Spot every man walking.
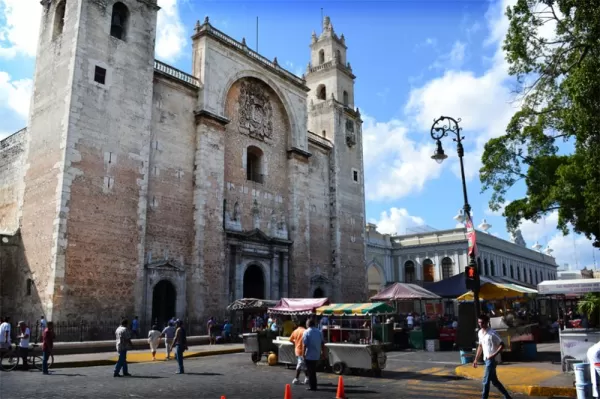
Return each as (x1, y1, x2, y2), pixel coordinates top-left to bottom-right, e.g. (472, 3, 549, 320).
(160, 321, 176, 360)
(587, 338, 600, 398)
(17, 321, 30, 371)
(131, 316, 139, 339)
(170, 320, 187, 374)
(114, 319, 133, 377)
(473, 315, 512, 399)
(41, 321, 55, 375)
(288, 320, 309, 385)
(0, 317, 11, 350)
(302, 318, 323, 392)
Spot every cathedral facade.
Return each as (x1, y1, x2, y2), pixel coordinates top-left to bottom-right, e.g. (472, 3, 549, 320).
(0, 0, 367, 324)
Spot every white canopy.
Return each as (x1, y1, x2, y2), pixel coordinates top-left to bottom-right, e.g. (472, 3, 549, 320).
(537, 279, 600, 295)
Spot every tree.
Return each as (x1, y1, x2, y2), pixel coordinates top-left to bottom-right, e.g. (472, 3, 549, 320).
(480, 0, 600, 247)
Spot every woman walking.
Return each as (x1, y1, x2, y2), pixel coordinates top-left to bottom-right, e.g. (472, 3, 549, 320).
(147, 325, 161, 361)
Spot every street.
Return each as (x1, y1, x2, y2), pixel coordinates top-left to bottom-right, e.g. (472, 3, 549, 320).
(0, 352, 548, 399)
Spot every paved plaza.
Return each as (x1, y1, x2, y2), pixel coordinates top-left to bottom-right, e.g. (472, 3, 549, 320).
(0, 352, 549, 399)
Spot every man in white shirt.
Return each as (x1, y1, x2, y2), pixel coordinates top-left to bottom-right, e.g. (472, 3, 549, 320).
(473, 315, 513, 399)
(17, 321, 30, 370)
(406, 314, 414, 329)
(587, 340, 600, 398)
(0, 317, 11, 349)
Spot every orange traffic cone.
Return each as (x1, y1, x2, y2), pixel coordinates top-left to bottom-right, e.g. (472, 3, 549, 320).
(335, 375, 346, 399)
(221, 396, 226, 399)
(284, 383, 292, 399)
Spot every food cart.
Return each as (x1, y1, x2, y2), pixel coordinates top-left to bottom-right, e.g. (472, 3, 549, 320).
(538, 279, 600, 371)
(268, 297, 330, 367)
(316, 302, 394, 377)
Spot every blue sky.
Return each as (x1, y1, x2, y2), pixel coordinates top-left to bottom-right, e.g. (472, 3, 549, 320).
(1, 0, 598, 270)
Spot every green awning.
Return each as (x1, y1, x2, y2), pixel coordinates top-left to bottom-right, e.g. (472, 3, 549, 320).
(315, 302, 395, 316)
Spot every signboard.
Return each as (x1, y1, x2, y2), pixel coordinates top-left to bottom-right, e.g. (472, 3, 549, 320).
(538, 279, 600, 295)
(465, 214, 477, 257)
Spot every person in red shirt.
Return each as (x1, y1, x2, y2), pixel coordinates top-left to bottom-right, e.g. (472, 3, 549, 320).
(42, 321, 55, 375)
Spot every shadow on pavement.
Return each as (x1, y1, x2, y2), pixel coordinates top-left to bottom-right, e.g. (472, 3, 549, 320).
(183, 372, 223, 376)
(125, 375, 165, 379)
(315, 387, 378, 394)
(48, 373, 86, 377)
(317, 382, 365, 388)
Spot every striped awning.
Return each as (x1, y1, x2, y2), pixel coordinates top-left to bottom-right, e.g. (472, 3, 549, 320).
(457, 280, 538, 301)
(315, 302, 395, 316)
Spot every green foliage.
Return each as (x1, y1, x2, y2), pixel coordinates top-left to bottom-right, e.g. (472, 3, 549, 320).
(480, 0, 600, 247)
(577, 292, 600, 326)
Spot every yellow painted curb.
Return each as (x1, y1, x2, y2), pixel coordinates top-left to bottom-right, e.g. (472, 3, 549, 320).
(109, 348, 244, 363)
(455, 366, 576, 398)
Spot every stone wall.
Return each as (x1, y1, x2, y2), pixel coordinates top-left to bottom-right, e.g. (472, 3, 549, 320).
(0, 129, 26, 234)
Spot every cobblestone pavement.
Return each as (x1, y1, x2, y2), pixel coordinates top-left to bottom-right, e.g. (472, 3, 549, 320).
(0, 352, 547, 399)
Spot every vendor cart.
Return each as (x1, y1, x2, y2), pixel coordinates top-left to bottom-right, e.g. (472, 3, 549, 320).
(316, 302, 394, 377)
(243, 329, 279, 363)
(272, 336, 296, 368)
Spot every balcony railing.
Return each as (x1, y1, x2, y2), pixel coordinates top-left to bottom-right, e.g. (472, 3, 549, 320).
(154, 60, 200, 87)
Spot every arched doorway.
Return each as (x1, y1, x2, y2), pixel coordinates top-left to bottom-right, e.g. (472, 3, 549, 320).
(152, 280, 176, 326)
(367, 264, 383, 297)
(313, 287, 324, 298)
(243, 264, 265, 299)
(423, 259, 435, 282)
(404, 261, 415, 283)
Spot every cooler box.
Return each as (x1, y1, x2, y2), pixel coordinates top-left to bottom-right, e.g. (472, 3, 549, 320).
(426, 339, 440, 352)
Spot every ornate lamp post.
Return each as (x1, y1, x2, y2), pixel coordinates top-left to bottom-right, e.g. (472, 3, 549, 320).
(430, 116, 481, 324)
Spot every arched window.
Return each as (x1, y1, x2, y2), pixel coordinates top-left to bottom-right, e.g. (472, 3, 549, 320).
(110, 2, 129, 40)
(490, 260, 495, 276)
(529, 269, 533, 284)
(484, 259, 489, 276)
(53, 1, 66, 40)
(423, 259, 434, 282)
(535, 270, 539, 284)
(246, 146, 263, 183)
(441, 257, 453, 280)
(477, 257, 482, 275)
(404, 261, 415, 283)
(503, 263, 507, 276)
(510, 265, 514, 279)
(336, 49, 341, 62)
(343, 91, 349, 106)
(517, 267, 521, 281)
(317, 85, 326, 100)
(319, 49, 325, 64)
(26, 278, 33, 296)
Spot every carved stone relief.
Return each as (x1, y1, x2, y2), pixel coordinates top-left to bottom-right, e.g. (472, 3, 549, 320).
(345, 118, 356, 147)
(238, 80, 273, 141)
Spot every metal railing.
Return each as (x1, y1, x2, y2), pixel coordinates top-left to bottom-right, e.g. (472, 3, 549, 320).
(153, 60, 199, 87)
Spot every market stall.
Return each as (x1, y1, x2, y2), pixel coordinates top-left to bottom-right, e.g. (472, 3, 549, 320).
(316, 302, 394, 377)
(267, 298, 330, 367)
(227, 298, 279, 334)
(370, 283, 442, 350)
(538, 279, 600, 371)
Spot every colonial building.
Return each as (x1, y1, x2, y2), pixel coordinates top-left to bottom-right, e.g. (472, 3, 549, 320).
(0, 0, 366, 324)
(365, 220, 558, 297)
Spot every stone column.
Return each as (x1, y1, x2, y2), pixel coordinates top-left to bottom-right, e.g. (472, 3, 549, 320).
(271, 252, 280, 299)
(282, 253, 289, 297)
(234, 247, 243, 300)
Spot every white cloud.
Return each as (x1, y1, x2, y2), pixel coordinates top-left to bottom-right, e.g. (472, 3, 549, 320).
(0, 71, 32, 120)
(0, 0, 41, 58)
(155, 0, 187, 62)
(373, 207, 426, 236)
(361, 115, 442, 200)
(430, 41, 466, 71)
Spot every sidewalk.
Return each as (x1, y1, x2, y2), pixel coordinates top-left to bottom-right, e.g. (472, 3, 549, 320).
(455, 361, 575, 398)
(50, 343, 244, 368)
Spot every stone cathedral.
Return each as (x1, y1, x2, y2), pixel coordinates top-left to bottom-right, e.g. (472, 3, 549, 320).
(0, 0, 367, 324)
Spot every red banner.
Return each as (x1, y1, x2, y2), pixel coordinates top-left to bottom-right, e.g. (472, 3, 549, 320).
(465, 214, 477, 257)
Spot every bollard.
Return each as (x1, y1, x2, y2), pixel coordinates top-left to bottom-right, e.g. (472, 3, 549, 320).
(573, 363, 592, 399)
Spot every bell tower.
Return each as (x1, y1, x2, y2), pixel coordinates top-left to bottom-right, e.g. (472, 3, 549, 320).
(305, 17, 367, 301)
(20, 0, 159, 321)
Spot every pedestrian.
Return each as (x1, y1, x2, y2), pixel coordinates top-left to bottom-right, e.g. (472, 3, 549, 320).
(170, 320, 187, 374)
(41, 321, 55, 375)
(147, 325, 161, 361)
(0, 317, 11, 350)
(131, 316, 139, 339)
(114, 319, 133, 377)
(302, 318, 323, 391)
(288, 320, 309, 385)
(207, 317, 216, 345)
(587, 339, 600, 399)
(17, 321, 30, 371)
(473, 314, 513, 399)
(160, 321, 176, 360)
(39, 316, 47, 341)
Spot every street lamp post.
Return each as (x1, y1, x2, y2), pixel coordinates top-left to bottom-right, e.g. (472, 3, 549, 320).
(430, 116, 481, 324)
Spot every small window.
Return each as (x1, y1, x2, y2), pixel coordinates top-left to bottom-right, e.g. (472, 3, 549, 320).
(110, 2, 129, 40)
(318, 49, 325, 64)
(322, 130, 326, 137)
(26, 278, 33, 296)
(343, 91, 349, 106)
(336, 49, 341, 62)
(352, 170, 358, 182)
(317, 85, 326, 100)
(53, 1, 66, 40)
(94, 66, 106, 84)
(246, 146, 263, 183)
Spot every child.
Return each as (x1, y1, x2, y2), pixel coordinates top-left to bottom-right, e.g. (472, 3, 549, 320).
(147, 325, 161, 361)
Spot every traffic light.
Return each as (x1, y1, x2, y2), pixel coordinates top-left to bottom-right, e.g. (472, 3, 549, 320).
(465, 265, 479, 290)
